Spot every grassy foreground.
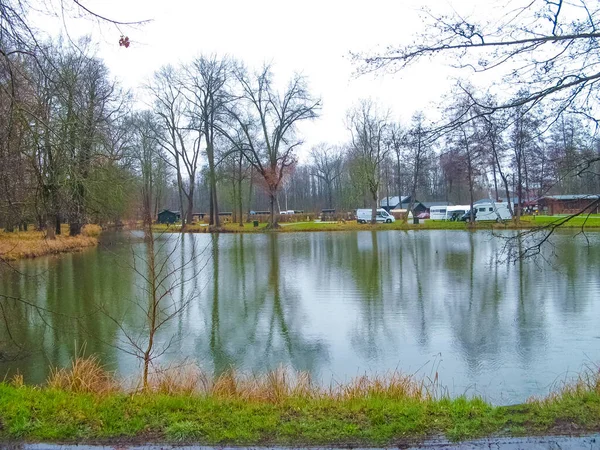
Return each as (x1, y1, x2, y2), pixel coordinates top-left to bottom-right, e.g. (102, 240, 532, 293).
(0, 224, 101, 261)
(1, 359, 600, 445)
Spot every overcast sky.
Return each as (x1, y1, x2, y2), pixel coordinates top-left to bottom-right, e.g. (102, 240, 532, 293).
(34, 0, 493, 159)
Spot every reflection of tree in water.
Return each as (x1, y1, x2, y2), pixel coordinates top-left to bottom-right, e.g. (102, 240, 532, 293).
(0, 243, 137, 382)
(200, 233, 329, 376)
(348, 231, 433, 360)
(443, 233, 508, 373)
(549, 233, 600, 315)
(349, 231, 394, 360)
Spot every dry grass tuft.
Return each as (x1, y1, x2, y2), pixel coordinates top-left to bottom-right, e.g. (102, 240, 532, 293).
(210, 368, 316, 403)
(145, 363, 210, 395)
(45, 359, 434, 403)
(47, 356, 118, 395)
(528, 365, 600, 404)
(335, 372, 429, 401)
(10, 372, 24, 388)
(82, 224, 102, 238)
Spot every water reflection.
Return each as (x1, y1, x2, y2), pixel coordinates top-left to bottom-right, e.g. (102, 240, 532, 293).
(1, 230, 599, 404)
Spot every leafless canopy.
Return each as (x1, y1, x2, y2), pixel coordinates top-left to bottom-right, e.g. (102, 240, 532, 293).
(357, 1, 600, 126)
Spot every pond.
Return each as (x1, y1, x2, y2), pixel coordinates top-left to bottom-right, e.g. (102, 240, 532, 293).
(1, 230, 599, 405)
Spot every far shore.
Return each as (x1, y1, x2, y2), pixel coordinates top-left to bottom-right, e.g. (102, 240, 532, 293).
(152, 214, 600, 234)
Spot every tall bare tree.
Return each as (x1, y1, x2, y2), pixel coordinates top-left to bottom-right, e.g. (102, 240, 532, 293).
(404, 112, 432, 222)
(357, 0, 600, 219)
(184, 55, 231, 228)
(223, 64, 320, 227)
(347, 99, 389, 223)
(310, 143, 344, 209)
(149, 66, 201, 228)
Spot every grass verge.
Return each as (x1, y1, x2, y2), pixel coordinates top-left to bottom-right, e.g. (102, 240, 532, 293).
(1, 358, 600, 445)
(151, 215, 600, 234)
(0, 224, 100, 261)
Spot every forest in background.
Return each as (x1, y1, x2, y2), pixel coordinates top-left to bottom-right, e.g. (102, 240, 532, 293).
(2, 1, 600, 233)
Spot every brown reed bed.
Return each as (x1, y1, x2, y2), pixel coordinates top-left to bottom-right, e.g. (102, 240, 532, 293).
(0, 224, 99, 261)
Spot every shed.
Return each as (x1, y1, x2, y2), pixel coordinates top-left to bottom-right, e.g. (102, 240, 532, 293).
(380, 195, 426, 214)
(538, 195, 600, 215)
(157, 209, 181, 224)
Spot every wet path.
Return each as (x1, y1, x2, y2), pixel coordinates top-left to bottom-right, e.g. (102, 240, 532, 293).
(7, 434, 600, 450)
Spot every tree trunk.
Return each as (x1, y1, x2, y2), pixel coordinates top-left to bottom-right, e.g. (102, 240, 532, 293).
(371, 189, 378, 224)
(46, 217, 56, 240)
(186, 182, 194, 225)
(269, 192, 277, 228)
(55, 214, 61, 235)
(238, 158, 244, 227)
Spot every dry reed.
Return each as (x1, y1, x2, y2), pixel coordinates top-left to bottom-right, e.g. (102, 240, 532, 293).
(527, 365, 600, 404)
(0, 228, 98, 260)
(47, 356, 118, 395)
(45, 358, 437, 403)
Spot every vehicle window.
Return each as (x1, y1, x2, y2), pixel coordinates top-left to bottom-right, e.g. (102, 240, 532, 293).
(479, 207, 486, 212)
(489, 207, 494, 212)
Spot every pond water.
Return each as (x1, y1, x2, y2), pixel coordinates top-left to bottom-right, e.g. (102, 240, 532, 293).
(1, 230, 599, 405)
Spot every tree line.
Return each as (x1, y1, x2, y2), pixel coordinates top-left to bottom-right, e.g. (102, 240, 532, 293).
(2, 2, 600, 234)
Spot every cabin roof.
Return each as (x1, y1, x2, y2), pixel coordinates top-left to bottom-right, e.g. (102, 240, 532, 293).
(540, 194, 600, 201)
(380, 196, 411, 207)
(422, 201, 451, 208)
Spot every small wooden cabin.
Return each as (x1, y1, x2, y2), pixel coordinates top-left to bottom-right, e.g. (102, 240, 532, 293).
(538, 195, 600, 215)
(157, 209, 181, 224)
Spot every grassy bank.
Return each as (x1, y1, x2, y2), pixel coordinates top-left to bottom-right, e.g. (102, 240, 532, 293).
(152, 214, 600, 234)
(1, 359, 600, 445)
(0, 224, 100, 261)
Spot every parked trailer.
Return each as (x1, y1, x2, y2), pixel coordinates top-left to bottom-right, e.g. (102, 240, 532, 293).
(461, 202, 512, 222)
(429, 206, 447, 220)
(444, 205, 470, 221)
(356, 208, 396, 224)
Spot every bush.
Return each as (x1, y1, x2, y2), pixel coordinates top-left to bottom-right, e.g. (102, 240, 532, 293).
(81, 224, 102, 237)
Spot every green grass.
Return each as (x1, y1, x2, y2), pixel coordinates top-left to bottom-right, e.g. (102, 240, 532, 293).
(1, 380, 600, 445)
(151, 215, 600, 235)
(519, 214, 600, 228)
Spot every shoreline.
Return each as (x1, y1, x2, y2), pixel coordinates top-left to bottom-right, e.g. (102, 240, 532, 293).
(0, 225, 101, 261)
(152, 215, 600, 234)
(1, 360, 599, 446)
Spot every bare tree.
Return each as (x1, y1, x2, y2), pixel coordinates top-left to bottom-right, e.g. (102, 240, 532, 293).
(184, 55, 231, 228)
(404, 112, 432, 222)
(386, 122, 406, 202)
(356, 0, 600, 211)
(223, 64, 320, 227)
(347, 99, 389, 223)
(310, 143, 344, 209)
(148, 66, 201, 228)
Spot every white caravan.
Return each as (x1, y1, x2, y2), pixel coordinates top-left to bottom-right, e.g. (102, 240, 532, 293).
(444, 205, 470, 221)
(429, 206, 447, 220)
(356, 208, 396, 224)
(463, 202, 512, 222)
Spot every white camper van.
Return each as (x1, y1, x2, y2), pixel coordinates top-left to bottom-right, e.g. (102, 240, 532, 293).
(356, 208, 396, 224)
(445, 205, 470, 221)
(460, 202, 512, 222)
(429, 206, 447, 220)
